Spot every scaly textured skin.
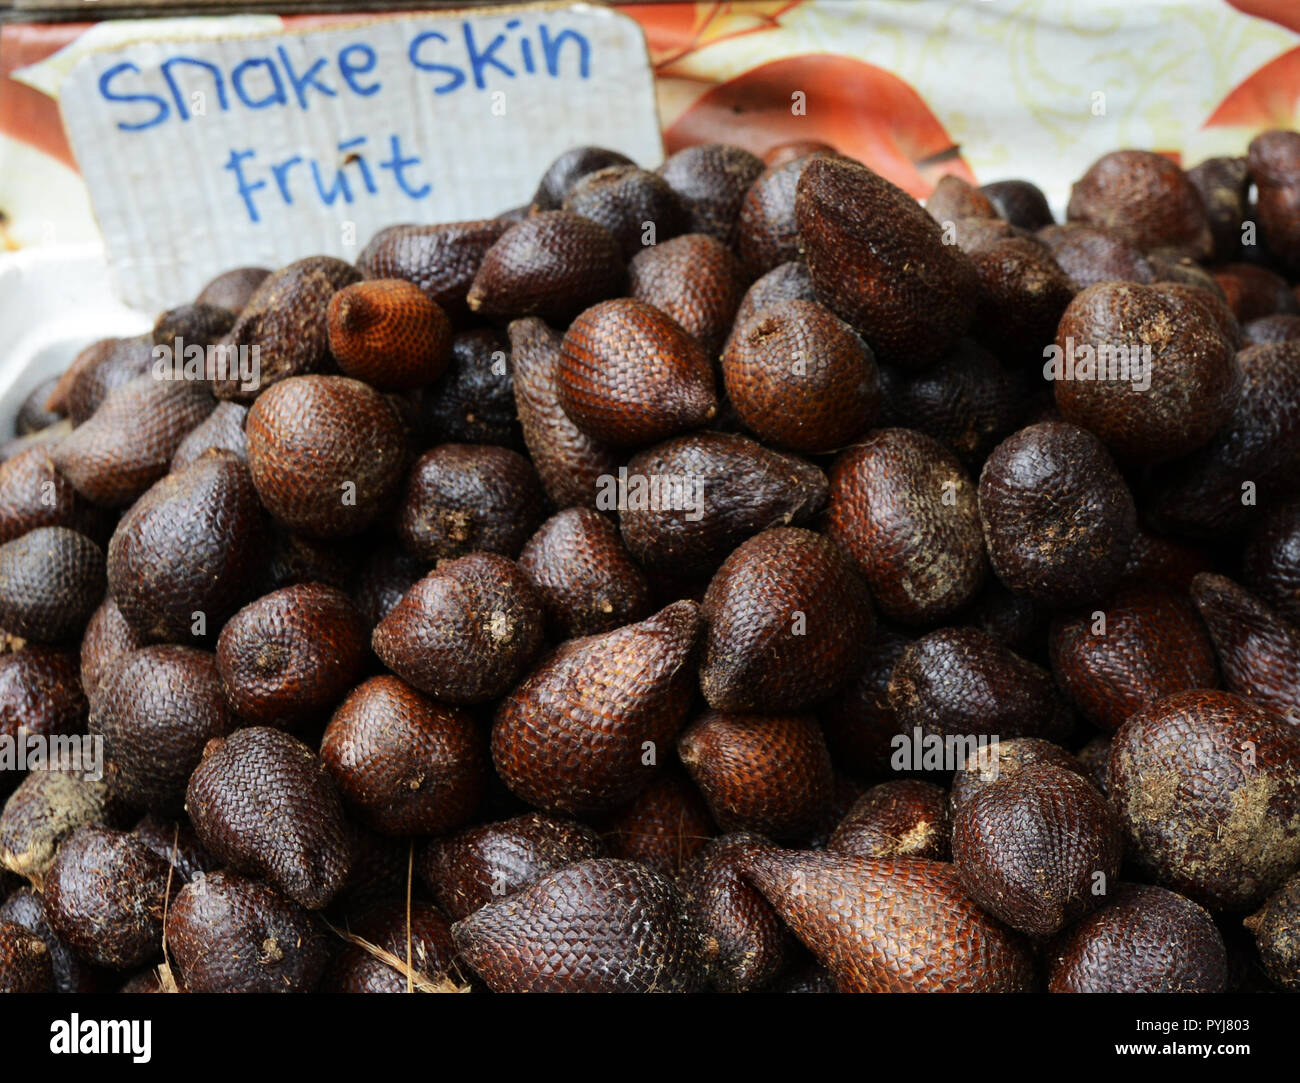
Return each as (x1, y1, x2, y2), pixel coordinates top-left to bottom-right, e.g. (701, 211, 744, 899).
(979, 421, 1137, 607)
(451, 858, 704, 993)
(15, 375, 61, 436)
(519, 508, 651, 638)
(44, 825, 170, 970)
(619, 431, 827, 577)
(1241, 310, 1300, 346)
(1149, 342, 1300, 538)
(740, 850, 1036, 992)
(822, 631, 912, 775)
(952, 762, 1122, 938)
(48, 335, 153, 426)
(166, 870, 329, 993)
(373, 553, 543, 704)
(1109, 689, 1300, 911)
(884, 339, 1022, 469)
(491, 601, 700, 815)
(90, 645, 235, 812)
(510, 318, 619, 509)
(826, 428, 986, 625)
(678, 712, 832, 840)
(829, 780, 951, 861)
(396, 443, 544, 562)
(0, 770, 126, 888)
(0, 447, 112, 545)
(1054, 283, 1241, 462)
(563, 165, 686, 259)
(107, 450, 266, 644)
(969, 238, 1076, 364)
(1244, 872, 1300, 991)
(1244, 499, 1300, 625)
(1248, 130, 1300, 276)
(1186, 156, 1249, 261)
(217, 583, 369, 728)
(1037, 223, 1153, 288)
(729, 262, 817, 343)
(557, 298, 717, 447)
(980, 179, 1054, 230)
(949, 737, 1088, 814)
(1049, 583, 1220, 732)
(351, 544, 424, 631)
(79, 598, 144, 703)
(628, 233, 744, 358)
(51, 373, 215, 507)
(1192, 573, 1300, 722)
(194, 265, 270, 314)
(323, 900, 459, 993)
(186, 726, 353, 909)
(0, 526, 104, 642)
(737, 154, 830, 278)
(131, 813, 216, 882)
(890, 628, 1072, 743)
(1213, 262, 1298, 322)
(681, 833, 790, 992)
(467, 211, 624, 324)
(794, 156, 978, 369)
(246, 375, 407, 540)
(424, 328, 520, 448)
(418, 812, 603, 921)
(925, 175, 997, 223)
(321, 675, 484, 836)
(1046, 883, 1226, 992)
(533, 146, 634, 209)
(327, 278, 452, 390)
(212, 256, 361, 401)
(171, 401, 249, 472)
(357, 220, 509, 325)
(152, 302, 235, 351)
(723, 299, 880, 454)
(656, 143, 764, 248)
(1120, 528, 1213, 593)
(699, 527, 874, 713)
(0, 646, 86, 746)
(1066, 149, 1212, 259)
(598, 769, 714, 876)
(0, 887, 96, 993)
(0, 919, 52, 992)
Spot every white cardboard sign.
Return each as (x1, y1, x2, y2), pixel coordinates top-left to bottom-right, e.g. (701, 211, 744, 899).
(59, 5, 663, 313)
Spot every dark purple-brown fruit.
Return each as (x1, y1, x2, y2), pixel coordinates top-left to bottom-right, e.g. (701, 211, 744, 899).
(969, 237, 1076, 364)
(828, 780, 951, 860)
(1120, 528, 1214, 593)
(1186, 156, 1249, 261)
(216, 582, 367, 728)
(1049, 583, 1219, 732)
(925, 175, 997, 223)
(722, 299, 880, 453)
(1052, 282, 1241, 461)
(90, 645, 235, 811)
(729, 261, 817, 338)
(373, 553, 542, 703)
(418, 812, 603, 921)
(1244, 873, 1300, 991)
(1192, 573, 1300, 722)
(396, 443, 544, 562)
(700, 528, 873, 713)
(1244, 499, 1300, 626)
(195, 266, 271, 314)
(321, 675, 484, 836)
(618, 431, 827, 577)
(0, 526, 104, 642)
(627, 233, 745, 359)
(1244, 313, 1300, 344)
(678, 711, 831, 840)
(509, 317, 619, 510)
(0, 447, 112, 546)
(1047, 882, 1226, 992)
(152, 302, 235, 352)
(131, 813, 215, 882)
(826, 428, 986, 625)
(949, 737, 1088, 813)
(212, 256, 361, 401)
(680, 833, 790, 992)
(557, 298, 717, 447)
(740, 850, 1035, 992)
(467, 211, 623, 324)
(170, 401, 248, 472)
(979, 421, 1137, 606)
(890, 627, 1071, 742)
(980, 179, 1054, 230)
(326, 278, 453, 391)
(166, 870, 329, 993)
(0, 646, 86, 748)
(656, 143, 764, 248)
(186, 726, 352, 909)
(952, 762, 1122, 938)
(107, 450, 264, 644)
(350, 544, 425, 631)
(43, 824, 169, 969)
(322, 900, 460, 993)
(0, 770, 126, 888)
(491, 601, 700, 816)
(423, 328, 520, 448)
(822, 631, 912, 775)
(246, 375, 407, 540)
(47, 335, 153, 427)
(1036, 222, 1153, 288)
(451, 857, 703, 992)
(1214, 261, 1298, 322)
(0, 887, 94, 992)
(598, 769, 714, 876)
(518, 508, 650, 638)
(562, 164, 686, 259)
(1109, 689, 1300, 910)
(1248, 130, 1300, 276)
(738, 154, 830, 277)
(1066, 149, 1212, 260)
(357, 219, 509, 325)
(14, 376, 61, 437)
(0, 919, 52, 992)
(533, 146, 634, 209)
(795, 155, 978, 368)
